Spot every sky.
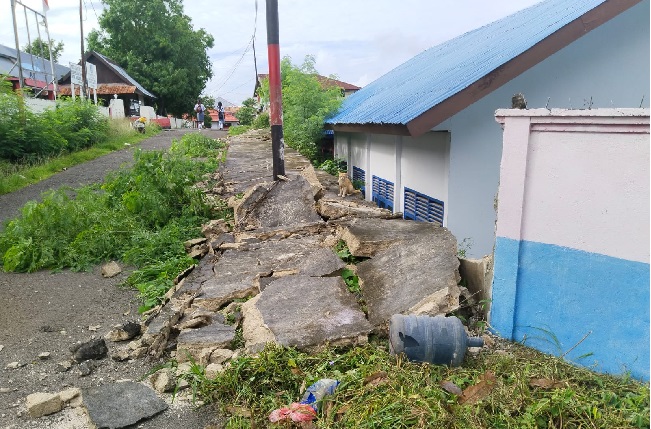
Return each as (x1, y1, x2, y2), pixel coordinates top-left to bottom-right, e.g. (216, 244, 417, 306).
(1, 0, 543, 106)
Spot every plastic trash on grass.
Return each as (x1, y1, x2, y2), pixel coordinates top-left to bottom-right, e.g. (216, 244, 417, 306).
(269, 378, 340, 423)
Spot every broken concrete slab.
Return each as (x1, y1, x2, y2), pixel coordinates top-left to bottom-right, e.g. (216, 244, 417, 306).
(243, 275, 371, 352)
(176, 321, 236, 363)
(192, 236, 345, 311)
(458, 255, 494, 314)
(83, 381, 167, 429)
(299, 164, 325, 200)
(338, 217, 449, 258)
(357, 233, 461, 327)
(234, 174, 324, 231)
(316, 198, 394, 221)
(26, 392, 63, 418)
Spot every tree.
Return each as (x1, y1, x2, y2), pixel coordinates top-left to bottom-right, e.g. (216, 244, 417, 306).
(236, 97, 256, 126)
(23, 38, 64, 63)
(258, 55, 343, 161)
(200, 95, 215, 110)
(87, 0, 214, 116)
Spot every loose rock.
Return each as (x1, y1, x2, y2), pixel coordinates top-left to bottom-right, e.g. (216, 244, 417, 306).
(101, 261, 122, 278)
(105, 321, 142, 342)
(70, 338, 108, 362)
(25, 392, 63, 418)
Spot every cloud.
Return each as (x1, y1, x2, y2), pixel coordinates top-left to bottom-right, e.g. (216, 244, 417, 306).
(1, 0, 543, 104)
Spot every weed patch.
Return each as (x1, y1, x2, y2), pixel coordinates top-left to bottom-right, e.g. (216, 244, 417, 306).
(0, 134, 231, 312)
(0, 119, 160, 195)
(172, 342, 649, 428)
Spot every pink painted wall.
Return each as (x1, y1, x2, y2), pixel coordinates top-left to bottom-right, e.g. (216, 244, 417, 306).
(495, 108, 649, 263)
(491, 108, 650, 380)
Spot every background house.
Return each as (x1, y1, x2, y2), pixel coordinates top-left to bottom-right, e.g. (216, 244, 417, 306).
(58, 51, 156, 117)
(254, 73, 360, 103)
(492, 108, 649, 380)
(0, 44, 68, 101)
(325, 0, 649, 262)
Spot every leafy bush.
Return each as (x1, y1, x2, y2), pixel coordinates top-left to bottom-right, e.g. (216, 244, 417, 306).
(256, 55, 343, 163)
(252, 111, 269, 129)
(0, 133, 231, 312)
(319, 158, 347, 175)
(0, 83, 109, 162)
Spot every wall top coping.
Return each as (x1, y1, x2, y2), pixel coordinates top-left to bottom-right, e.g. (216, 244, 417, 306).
(495, 108, 649, 120)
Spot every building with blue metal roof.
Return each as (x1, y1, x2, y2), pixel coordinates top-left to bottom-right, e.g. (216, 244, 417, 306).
(326, 0, 649, 380)
(327, 0, 648, 260)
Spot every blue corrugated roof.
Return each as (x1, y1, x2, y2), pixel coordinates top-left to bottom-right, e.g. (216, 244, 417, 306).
(93, 51, 156, 98)
(0, 44, 69, 81)
(327, 0, 608, 127)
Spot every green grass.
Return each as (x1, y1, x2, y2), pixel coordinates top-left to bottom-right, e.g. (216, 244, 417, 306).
(0, 132, 231, 312)
(0, 119, 161, 195)
(173, 342, 649, 429)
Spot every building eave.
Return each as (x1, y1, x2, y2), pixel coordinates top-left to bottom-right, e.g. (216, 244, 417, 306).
(327, 123, 411, 136)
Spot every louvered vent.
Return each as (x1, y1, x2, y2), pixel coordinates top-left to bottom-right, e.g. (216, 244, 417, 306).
(353, 166, 365, 197)
(404, 187, 444, 226)
(372, 175, 394, 211)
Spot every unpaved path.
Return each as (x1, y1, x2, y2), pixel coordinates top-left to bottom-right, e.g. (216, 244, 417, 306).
(0, 129, 228, 429)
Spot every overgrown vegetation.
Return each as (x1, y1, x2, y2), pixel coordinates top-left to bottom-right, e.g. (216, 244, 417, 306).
(173, 342, 649, 428)
(319, 158, 347, 176)
(0, 133, 230, 312)
(257, 55, 343, 162)
(0, 79, 110, 162)
(0, 77, 161, 195)
(0, 118, 159, 195)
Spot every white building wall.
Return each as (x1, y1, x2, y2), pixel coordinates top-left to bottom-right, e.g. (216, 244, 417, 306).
(435, 0, 649, 258)
(368, 134, 396, 183)
(400, 131, 450, 224)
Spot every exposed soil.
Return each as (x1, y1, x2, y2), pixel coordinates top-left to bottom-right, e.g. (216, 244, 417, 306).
(0, 129, 228, 429)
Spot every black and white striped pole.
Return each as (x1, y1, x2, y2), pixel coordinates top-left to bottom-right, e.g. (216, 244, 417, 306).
(266, 0, 285, 180)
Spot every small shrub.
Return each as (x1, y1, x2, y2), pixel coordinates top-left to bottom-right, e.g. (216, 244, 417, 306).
(228, 125, 252, 136)
(252, 111, 269, 129)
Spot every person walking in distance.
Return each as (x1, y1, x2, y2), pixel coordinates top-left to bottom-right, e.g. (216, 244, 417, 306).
(217, 101, 225, 130)
(194, 98, 206, 129)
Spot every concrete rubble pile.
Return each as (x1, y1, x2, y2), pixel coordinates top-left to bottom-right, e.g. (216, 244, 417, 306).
(17, 129, 466, 428)
(141, 130, 463, 369)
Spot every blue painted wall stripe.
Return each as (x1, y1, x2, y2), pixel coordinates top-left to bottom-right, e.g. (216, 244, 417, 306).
(491, 237, 650, 380)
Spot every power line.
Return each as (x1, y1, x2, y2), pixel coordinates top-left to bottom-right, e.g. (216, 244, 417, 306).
(207, 0, 259, 99)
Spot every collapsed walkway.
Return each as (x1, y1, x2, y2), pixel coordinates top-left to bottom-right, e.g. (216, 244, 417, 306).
(141, 129, 463, 365)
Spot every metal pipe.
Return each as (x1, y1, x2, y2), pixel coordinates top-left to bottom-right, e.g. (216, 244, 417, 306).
(10, 0, 24, 91)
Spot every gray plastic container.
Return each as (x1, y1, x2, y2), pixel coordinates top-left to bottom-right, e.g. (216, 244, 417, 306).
(389, 314, 484, 366)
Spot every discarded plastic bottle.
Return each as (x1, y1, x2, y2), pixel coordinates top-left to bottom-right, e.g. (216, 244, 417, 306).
(300, 378, 340, 412)
(389, 314, 484, 366)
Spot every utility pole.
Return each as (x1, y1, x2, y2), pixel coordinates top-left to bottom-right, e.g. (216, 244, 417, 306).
(265, 0, 285, 180)
(79, 0, 87, 98)
(10, 0, 24, 91)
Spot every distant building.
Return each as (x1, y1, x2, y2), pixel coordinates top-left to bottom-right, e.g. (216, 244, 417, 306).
(58, 51, 156, 117)
(254, 73, 360, 102)
(0, 44, 68, 99)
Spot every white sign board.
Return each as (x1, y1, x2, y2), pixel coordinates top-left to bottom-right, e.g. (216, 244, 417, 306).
(86, 63, 97, 89)
(69, 63, 83, 85)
